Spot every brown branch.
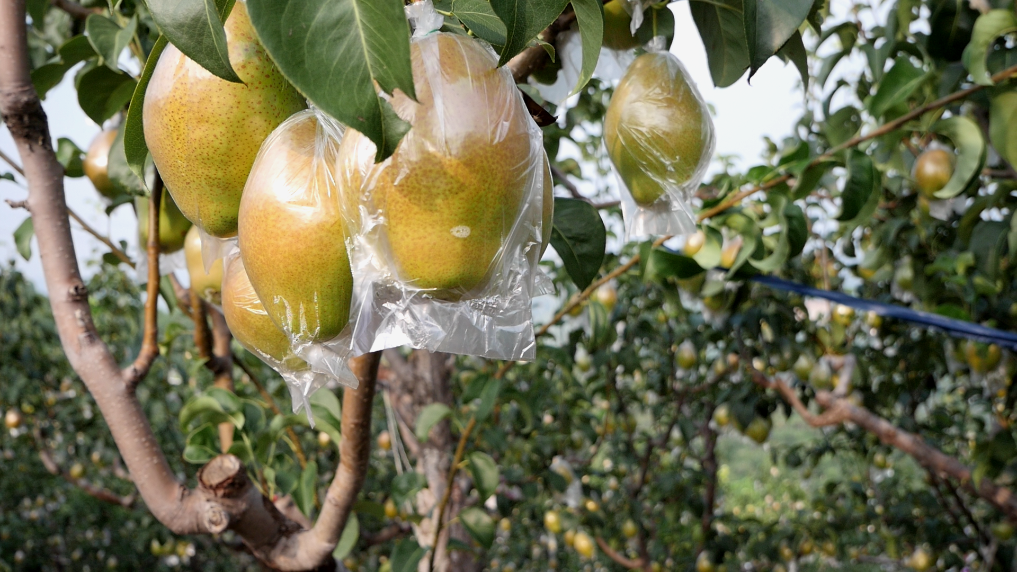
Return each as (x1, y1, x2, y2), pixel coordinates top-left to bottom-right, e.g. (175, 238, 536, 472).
(428, 415, 477, 572)
(123, 178, 161, 389)
(595, 536, 646, 570)
(51, 0, 99, 20)
(66, 207, 134, 267)
(0, 146, 25, 175)
(506, 10, 578, 83)
(363, 522, 412, 547)
(550, 163, 588, 202)
(209, 304, 235, 452)
(700, 412, 718, 544)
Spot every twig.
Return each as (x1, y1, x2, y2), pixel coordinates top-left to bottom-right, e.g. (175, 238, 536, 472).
(51, 0, 98, 20)
(0, 147, 25, 176)
(700, 409, 719, 543)
(595, 536, 646, 570)
(428, 415, 477, 571)
(123, 178, 161, 389)
(550, 163, 589, 202)
(363, 522, 412, 546)
(32, 428, 135, 507)
(66, 208, 134, 267)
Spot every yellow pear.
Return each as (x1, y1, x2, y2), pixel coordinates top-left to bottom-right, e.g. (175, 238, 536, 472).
(184, 226, 223, 305)
(338, 34, 538, 294)
(143, 2, 307, 238)
(605, 52, 712, 206)
(603, 1, 639, 51)
(83, 129, 117, 199)
(914, 149, 953, 198)
(221, 255, 306, 371)
(238, 112, 352, 344)
(135, 191, 192, 254)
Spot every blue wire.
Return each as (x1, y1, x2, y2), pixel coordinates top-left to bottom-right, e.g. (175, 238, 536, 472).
(749, 274, 1017, 351)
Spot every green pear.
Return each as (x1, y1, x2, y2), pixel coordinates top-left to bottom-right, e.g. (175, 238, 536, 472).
(914, 149, 953, 198)
(604, 52, 712, 206)
(338, 34, 537, 294)
(83, 129, 117, 199)
(238, 112, 352, 344)
(184, 226, 223, 305)
(135, 192, 192, 254)
(143, 1, 307, 238)
(221, 255, 307, 371)
(603, 1, 639, 51)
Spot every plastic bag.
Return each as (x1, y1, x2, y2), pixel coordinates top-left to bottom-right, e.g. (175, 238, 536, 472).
(337, 2, 547, 360)
(236, 108, 359, 397)
(605, 49, 715, 239)
(220, 250, 334, 420)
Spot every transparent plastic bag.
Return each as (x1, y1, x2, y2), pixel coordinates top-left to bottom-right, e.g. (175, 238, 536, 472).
(220, 251, 334, 421)
(605, 48, 715, 239)
(337, 2, 546, 360)
(236, 108, 358, 408)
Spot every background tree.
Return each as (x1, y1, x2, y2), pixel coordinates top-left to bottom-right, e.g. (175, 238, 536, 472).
(3, 0, 1017, 571)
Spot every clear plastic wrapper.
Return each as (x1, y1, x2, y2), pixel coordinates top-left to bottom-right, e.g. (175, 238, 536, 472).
(604, 49, 715, 239)
(220, 251, 334, 421)
(337, 2, 546, 360)
(237, 108, 358, 392)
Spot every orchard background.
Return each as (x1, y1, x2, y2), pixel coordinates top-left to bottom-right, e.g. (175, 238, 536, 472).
(3, 0, 1017, 571)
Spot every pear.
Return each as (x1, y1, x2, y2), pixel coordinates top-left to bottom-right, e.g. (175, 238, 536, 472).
(238, 112, 352, 344)
(338, 34, 538, 293)
(221, 255, 306, 370)
(143, 2, 307, 238)
(83, 129, 117, 199)
(914, 149, 953, 198)
(605, 52, 713, 206)
(184, 227, 223, 305)
(135, 191, 192, 254)
(603, 0, 639, 51)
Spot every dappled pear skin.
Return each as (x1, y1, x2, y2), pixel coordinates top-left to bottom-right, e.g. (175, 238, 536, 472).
(143, 2, 307, 238)
(135, 192, 192, 253)
(341, 34, 535, 293)
(83, 129, 117, 199)
(238, 113, 353, 344)
(221, 256, 306, 370)
(184, 227, 223, 305)
(604, 52, 711, 206)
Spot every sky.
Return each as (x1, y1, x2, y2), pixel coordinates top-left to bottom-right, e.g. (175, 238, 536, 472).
(0, 1, 806, 292)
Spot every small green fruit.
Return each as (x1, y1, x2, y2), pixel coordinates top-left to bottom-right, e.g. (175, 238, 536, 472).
(135, 192, 192, 254)
(743, 417, 771, 444)
(914, 149, 953, 198)
(677, 341, 698, 369)
(603, 1, 639, 50)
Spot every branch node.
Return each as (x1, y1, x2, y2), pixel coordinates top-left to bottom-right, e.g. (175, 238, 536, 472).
(204, 505, 230, 534)
(4, 198, 28, 210)
(68, 282, 88, 301)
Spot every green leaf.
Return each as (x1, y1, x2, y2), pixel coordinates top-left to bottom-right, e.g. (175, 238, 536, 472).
(297, 460, 318, 517)
(26, 0, 46, 28)
(743, 0, 812, 77)
(85, 14, 137, 71)
(643, 248, 704, 283)
(963, 10, 1017, 86)
(459, 507, 495, 548)
(56, 138, 85, 178)
(549, 198, 606, 290)
(475, 377, 502, 422)
(868, 57, 928, 117)
(467, 452, 500, 501)
(182, 444, 218, 464)
(147, 0, 241, 83)
(784, 202, 807, 258)
(489, 0, 570, 66)
(309, 388, 342, 424)
(823, 106, 861, 149)
(749, 195, 790, 272)
(108, 123, 146, 196)
(390, 538, 427, 572)
(451, 0, 506, 47)
(927, 0, 978, 62)
(776, 30, 808, 87)
(990, 90, 1017, 170)
(124, 35, 168, 184)
(791, 158, 835, 199)
(415, 403, 452, 443)
(247, 0, 415, 161)
(569, 0, 603, 96)
(690, 0, 749, 87)
(391, 472, 427, 506)
(14, 218, 34, 261)
(31, 36, 96, 99)
(332, 512, 359, 560)
(931, 115, 986, 199)
(692, 226, 724, 269)
(837, 150, 876, 222)
(179, 395, 226, 428)
(76, 66, 137, 125)
(206, 387, 242, 413)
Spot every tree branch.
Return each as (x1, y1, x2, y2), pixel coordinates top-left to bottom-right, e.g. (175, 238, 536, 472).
(66, 207, 134, 267)
(123, 177, 161, 389)
(428, 415, 477, 572)
(595, 536, 646, 570)
(506, 11, 577, 84)
(31, 427, 135, 508)
(50, 0, 99, 20)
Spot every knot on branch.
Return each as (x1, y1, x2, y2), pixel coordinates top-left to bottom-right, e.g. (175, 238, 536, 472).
(0, 91, 51, 151)
(68, 282, 88, 301)
(204, 505, 230, 534)
(198, 455, 248, 499)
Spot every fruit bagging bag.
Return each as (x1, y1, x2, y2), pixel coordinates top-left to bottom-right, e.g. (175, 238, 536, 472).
(605, 43, 715, 239)
(337, 0, 548, 361)
(235, 109, 359, 417)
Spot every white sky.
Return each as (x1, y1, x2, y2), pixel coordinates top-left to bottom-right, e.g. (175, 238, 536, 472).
(0, 1, 811, 291)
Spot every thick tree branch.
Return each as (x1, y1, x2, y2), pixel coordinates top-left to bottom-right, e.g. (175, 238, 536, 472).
(123, 178, 162, 389)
